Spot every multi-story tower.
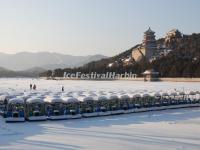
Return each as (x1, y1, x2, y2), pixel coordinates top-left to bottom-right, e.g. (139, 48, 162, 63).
(142, 27, 157, 59)
(132, 27, 157, 62)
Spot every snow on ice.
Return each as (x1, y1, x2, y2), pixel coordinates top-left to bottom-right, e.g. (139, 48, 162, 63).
(0, 78, 200, 150)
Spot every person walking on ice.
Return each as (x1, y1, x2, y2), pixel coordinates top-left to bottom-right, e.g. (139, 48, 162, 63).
(30, 84, 32, 90)
(62, 86, 64, 92)
(33, 84, 36, 90)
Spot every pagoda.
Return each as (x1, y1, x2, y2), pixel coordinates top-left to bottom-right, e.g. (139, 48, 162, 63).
(142, 27, 157, 59)
(132, 27, 157, 62)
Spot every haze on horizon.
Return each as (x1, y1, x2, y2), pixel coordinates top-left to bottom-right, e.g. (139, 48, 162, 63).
(0, 0, 199, 56)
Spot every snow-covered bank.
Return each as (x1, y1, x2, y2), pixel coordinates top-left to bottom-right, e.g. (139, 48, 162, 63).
(0, 78, 200, 93)
(1, 107, 200, 150)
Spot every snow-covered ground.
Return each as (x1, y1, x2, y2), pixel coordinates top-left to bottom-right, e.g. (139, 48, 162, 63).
(0, 78, 200, 150)
(1, 108, 200, 150)
(0, 78, 200, 93)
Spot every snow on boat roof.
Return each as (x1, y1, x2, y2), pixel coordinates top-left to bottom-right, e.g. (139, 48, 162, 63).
(26, 98, 45, 103)
(89, 93, 97, 97)
(162, 92, 169, 96)
(82, 96, 94, 102)
(48, 94, 61, 98)
(120, 95, 130, 99)
(63, 97, 78, 103)
(179, 91, 185, 95)
(170, 92, 178, 96)
(98, 92, 107, 96)
(195, 91, 200, 94)
(77, 94, 87, 98)
(17, 95, 32, 100)
(8, 98, 24, 104)
(44, 97, 64, 103)
(189, 91, 196, 95)
(34, 95, 46, 99)
(142, 93, 151, 98)
(109, 95, 119, 99)
(98, 96, 108, 101)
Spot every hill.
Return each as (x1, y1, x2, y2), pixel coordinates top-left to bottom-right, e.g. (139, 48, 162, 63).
(40, 30, 200, 78)
(0, 66, 47, 77)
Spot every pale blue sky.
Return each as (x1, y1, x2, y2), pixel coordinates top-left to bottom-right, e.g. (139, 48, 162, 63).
(0, 0, 199, 56)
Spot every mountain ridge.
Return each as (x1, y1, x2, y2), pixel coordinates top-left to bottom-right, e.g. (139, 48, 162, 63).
(0, 52, 107, 71)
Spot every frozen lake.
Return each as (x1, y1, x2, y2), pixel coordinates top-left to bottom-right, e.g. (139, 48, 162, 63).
(0, 78, 200, 150)
(0, 78, 200, 93)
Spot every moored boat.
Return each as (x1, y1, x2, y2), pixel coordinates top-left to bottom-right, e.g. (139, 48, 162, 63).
(108, 95, 124, 115)
(62, 97, 82, 119)
(44, 96, 66, 120)
(97, 95, 112, 116)
(80, 96, 99, 117)
(5, 98, 25, 122)
(26, 97, 47, 121)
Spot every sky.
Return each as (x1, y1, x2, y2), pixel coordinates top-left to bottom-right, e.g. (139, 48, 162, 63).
(0, 0, 199, 56)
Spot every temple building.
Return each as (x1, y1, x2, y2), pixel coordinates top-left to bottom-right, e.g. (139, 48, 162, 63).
(132, 27, 157, 62)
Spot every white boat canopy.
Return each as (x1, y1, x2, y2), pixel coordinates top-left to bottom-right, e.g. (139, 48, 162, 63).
(44, 97, 64, 103)
(142, 93, 151, 98)
(170, 92, 178, 96)
(189, 91, 196, 95)
(162, 92, 169, 97)
(63, 97, 79, 103)
(82, 96, 94, 102)
(120, 95, 130, 100)
(17, 95, 32, 100)
(98, 96, 108, 101)
(109, 95, 119, 100)
(195, 91, 200, 94)
(179, 91, 186, 95)
(26, 98, 45, 104)
(34, 95, 46, 99)
(8, 98, 24, 104)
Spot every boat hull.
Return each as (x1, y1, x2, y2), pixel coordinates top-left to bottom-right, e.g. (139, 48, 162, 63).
(98, 111, 112, 116)
(82, 112, 99, 117)
(48, 114, 82, 120)
(123, 108, 135, 114)
(27, 116, 47, 121)
(65, 114, 82, 119)
(5, 117, 25, 122)
(110, 110, 124, 115)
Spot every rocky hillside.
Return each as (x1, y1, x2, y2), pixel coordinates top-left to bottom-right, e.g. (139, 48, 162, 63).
(152, 33, 200, 77)
(40, 30, 200, 78)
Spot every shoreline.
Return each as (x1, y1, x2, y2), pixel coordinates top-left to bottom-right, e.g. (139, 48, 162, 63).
(39, 77, 200, 82)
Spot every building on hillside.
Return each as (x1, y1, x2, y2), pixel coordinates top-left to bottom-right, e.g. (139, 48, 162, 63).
(165, 29, 182, 43)
(143, 69, 159, 81)
(132, 27, 157, 62)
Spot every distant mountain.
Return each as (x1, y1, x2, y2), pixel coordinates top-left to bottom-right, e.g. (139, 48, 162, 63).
(0, 66, 47, 77)
(0, 67, 16, 77)
(0, 52, 107, 71)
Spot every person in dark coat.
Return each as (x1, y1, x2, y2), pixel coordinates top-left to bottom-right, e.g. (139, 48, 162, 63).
(30, 84, 32, 90)
(33, 84, 36, 90)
